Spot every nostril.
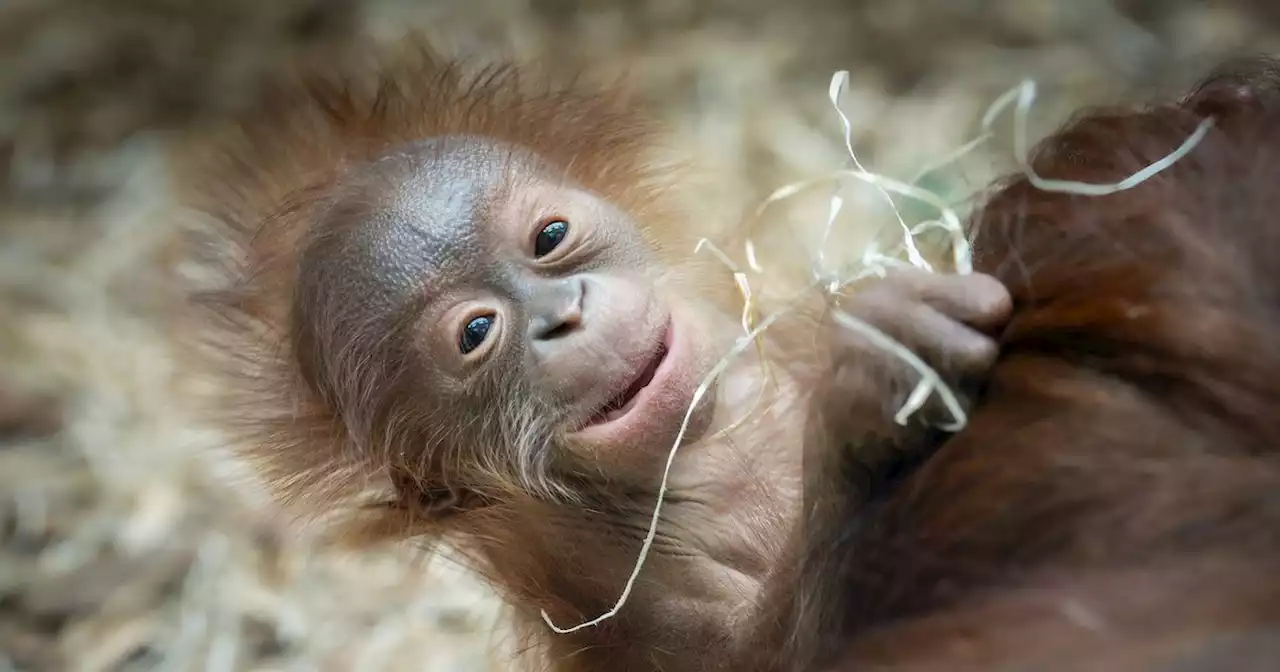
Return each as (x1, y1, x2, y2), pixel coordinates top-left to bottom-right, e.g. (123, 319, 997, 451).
(530, 312, 581, 342)
(529, 277, 586, 342)
(541, 321, 576, 340)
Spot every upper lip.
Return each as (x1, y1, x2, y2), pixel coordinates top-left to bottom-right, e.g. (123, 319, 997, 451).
(581, 323, 670, 427)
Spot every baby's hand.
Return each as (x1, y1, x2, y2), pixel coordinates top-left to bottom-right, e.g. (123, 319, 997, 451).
(821, 268, 1012, 434)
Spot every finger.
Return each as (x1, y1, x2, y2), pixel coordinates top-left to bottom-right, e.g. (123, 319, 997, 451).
(863, 301, 1000, 379)
(876, 269, 1013, 332)
(833, 286, 998, 371)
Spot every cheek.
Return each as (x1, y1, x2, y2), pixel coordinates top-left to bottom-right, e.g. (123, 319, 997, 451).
(590, 234, 659, 280)
(581, 273, 663, 335)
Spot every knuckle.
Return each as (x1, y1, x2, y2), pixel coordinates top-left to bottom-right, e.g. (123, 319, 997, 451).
(959, 335, 1000, 372)
(968, 275, 1014, 319)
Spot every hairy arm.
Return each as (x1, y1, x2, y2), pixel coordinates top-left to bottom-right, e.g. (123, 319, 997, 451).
(743, 269, 1011, 672)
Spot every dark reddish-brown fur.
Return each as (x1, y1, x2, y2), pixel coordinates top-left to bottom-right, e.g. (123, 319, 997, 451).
(750, 57, 1280, 671)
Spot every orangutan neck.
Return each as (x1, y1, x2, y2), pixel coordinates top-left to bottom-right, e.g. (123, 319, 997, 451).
(516, 499, 795, 672)
(506, 369, 805, 671)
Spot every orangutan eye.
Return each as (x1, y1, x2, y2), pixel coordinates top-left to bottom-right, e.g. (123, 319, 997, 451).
(459, 314, 494, 354)
(534, 219, 569, 258)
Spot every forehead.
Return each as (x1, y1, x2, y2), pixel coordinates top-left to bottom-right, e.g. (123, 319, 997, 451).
(303, 137, 545, 314)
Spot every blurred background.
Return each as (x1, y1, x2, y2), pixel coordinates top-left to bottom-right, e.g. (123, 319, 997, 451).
(1, 1, 1277, 670)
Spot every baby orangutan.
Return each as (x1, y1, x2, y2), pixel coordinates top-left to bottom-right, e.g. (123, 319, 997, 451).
(183, 43, 1009, 670)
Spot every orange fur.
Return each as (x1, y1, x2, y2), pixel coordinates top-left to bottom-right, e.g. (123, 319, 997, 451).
(179, 40, 722, 540)
(179, 39, 764, 671)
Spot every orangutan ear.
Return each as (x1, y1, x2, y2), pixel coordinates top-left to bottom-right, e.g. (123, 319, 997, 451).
(388, 466, 484, 520)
